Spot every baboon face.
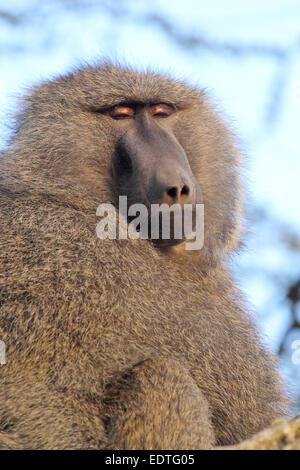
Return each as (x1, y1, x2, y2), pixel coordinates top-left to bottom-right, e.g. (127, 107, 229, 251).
(107, 102, 202, 247)
(13, 64, 243, 257)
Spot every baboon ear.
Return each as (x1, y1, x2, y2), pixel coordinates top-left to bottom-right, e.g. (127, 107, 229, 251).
(223, 154, 245, 254)
(225, 190, 245, 253)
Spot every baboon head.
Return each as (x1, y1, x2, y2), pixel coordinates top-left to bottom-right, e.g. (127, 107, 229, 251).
(8, 63, 244, 264)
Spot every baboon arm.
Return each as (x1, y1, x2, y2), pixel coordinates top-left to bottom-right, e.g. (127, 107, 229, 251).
(103, 358, 215, 450)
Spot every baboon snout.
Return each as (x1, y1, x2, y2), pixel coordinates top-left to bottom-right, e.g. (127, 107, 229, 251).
(112, 118, 202, 210)
(149, 168, 196, 207)
(112, 131, 203, 248)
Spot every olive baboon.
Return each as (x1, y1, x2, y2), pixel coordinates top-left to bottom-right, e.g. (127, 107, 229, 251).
(0, 63, 288, 449)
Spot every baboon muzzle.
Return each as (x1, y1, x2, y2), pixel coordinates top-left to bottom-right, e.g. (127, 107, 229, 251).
(112, 111, 202, 247)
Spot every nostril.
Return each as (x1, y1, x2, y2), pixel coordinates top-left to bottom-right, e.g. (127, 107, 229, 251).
(166, 185, 190, 200)
(167, 187, 178, 200)
(181, 185, 190, 196)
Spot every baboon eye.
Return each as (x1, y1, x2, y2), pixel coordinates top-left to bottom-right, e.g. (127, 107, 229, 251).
(109, 106, 135, 120)
(150, 103, 175, 118)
